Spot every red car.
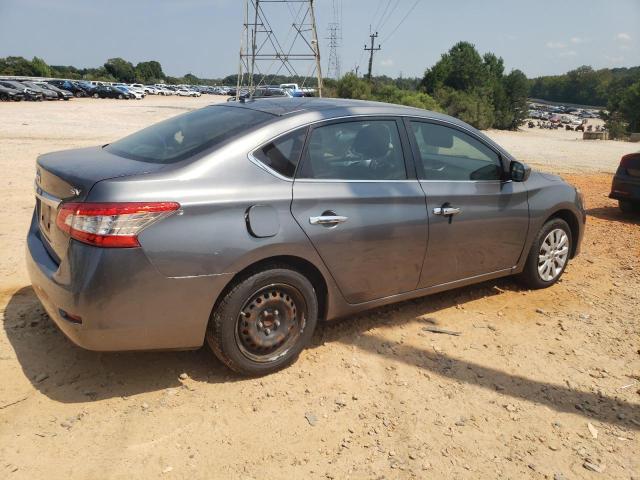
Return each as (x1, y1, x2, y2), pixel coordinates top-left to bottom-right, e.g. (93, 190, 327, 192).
(609, 152, 640, 213)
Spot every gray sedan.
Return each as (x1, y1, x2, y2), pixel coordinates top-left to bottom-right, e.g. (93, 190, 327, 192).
(27, 98, 585, 375)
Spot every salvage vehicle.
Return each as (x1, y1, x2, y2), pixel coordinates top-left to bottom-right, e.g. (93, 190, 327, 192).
(609, 152, 640, 213)
(34, 81, 73, 100)
(27, 98, 585, 375)
(20, 81, 59, 100)
(92, 85, 127, 99)
(0, 84, 25, 101)
(0, 80, 43, 101)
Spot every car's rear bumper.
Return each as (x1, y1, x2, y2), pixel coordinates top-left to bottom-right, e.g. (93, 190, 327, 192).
(609, 174, 640, 202)
(26, 212, 233, 351)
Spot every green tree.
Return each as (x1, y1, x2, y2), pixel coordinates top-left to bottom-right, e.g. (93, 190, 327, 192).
(336, 73, 372, 99)
(0, 56, 36, 76)
(104, 57, 136, 83)
(30, 57, 51, 77)
(135, 61, 164, 83)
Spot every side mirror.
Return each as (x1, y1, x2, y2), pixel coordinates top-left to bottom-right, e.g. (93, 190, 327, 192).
(510, 161, 531, 182)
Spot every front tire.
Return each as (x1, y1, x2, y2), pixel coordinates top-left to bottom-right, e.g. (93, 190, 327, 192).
(519, 218, 572, 289)
(206, 266, 318, 376)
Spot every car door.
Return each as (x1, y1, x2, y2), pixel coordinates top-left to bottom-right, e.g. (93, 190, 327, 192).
(406, 119, 529, 288)
(291, 117, 428, 304)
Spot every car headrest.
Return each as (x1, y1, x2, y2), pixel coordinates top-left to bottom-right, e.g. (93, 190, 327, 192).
(352, 123, 391, 158)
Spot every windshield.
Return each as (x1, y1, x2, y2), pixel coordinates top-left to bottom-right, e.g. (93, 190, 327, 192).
(105, 105, 273, 164)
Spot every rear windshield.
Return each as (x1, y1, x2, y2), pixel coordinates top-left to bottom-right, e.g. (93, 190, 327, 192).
(105, 105, 273, 164)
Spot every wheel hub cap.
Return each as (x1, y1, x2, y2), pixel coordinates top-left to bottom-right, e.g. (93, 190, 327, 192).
(538, 228, 569, 281)
(235, 284, 306, 363)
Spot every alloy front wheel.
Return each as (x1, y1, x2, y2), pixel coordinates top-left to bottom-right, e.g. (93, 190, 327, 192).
(537, 228, 569, 281)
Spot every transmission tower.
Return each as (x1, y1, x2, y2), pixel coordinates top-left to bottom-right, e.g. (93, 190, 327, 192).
(325, 0, 342, 79)
(237, 0, 323, 98)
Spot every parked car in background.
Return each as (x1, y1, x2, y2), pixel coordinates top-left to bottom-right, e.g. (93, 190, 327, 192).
(0, 80, 43, 101)
(27, 98, 585, 375)
(610, 152, 640, 213)
(34, 81, 73, 100)
(143, 85, 159, 94)
(20, 81, 59, 100)
(154, 85, 173, 95)
(92, 85, 127, 99)
(176, 88, 200, 97)
(0, 84, 25, 101)
(228, 87, 292, 101)
(48, 79, 87, 98)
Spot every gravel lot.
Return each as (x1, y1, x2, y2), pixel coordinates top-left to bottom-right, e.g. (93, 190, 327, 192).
(0, 97, 638, 479)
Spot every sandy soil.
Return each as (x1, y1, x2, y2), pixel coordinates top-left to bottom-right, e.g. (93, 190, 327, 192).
(0, 97, 639, 479)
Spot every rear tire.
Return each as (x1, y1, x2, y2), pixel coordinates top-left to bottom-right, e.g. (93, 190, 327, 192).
(619, 199, 639, 213)
(93, 93, 99, 99)
(206, 266, 318, 376)
(518, 218, 572, 289)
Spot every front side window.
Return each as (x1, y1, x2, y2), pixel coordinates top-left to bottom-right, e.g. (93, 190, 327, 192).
(410, 121, 502, 181)
(298, 119, 406, 180)
(105, 105, 272, 164)
(252, 128, 307, 178)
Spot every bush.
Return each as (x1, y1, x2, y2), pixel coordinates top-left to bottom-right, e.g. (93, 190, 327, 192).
(435, 88, 494, 130)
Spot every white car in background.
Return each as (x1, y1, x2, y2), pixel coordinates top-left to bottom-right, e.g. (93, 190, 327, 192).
(176, 88, 201, 97)
(154, 86, 173, 95)
(127, 85, 147, 98)
(143, 85, 159, 94)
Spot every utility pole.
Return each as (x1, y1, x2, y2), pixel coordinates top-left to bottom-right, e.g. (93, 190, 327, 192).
(364, 31, 380, 80)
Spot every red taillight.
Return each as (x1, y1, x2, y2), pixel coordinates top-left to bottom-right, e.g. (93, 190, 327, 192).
(56, 202, 180, 248)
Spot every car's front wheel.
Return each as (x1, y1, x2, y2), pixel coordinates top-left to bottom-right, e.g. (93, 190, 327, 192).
(519, 218, 572, 289)
(206, 266, 318, 376)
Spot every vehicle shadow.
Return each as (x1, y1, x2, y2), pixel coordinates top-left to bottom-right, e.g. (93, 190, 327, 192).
(316, 282, 640, 431)
(3, 286, 238, 404)
(587, 206, 640, 225)
(6, 282, 640, 431)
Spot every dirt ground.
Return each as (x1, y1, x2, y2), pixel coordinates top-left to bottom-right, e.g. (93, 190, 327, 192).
(0, 97, 638, 479)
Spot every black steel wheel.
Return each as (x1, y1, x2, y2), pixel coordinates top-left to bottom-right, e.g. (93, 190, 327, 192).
(206, 266, 318, 375)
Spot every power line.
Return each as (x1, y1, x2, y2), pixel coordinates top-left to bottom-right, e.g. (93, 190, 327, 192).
(380, 0, 421, 45)
(377, 0, 401, 35)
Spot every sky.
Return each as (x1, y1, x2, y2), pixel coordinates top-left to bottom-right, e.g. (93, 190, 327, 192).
(0, 0, 638, 80)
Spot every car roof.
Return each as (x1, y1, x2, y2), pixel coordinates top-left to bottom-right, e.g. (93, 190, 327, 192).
(221, 97, 464, 126)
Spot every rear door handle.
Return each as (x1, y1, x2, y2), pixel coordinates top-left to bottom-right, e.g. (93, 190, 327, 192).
(309, 215, 348, 225)
(433, 207, 461, 216)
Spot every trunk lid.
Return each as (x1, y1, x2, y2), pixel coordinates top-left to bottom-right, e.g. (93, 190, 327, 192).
(35, 146, 167, 262)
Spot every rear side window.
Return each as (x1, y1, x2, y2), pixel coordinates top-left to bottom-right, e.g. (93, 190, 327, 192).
(252, 128, 307, 178)
(105, 106, 273, 164)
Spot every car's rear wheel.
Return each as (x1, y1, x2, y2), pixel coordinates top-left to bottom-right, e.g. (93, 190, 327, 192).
(618, 199, 639, 213)
(118, 94, 124, 99)
(206, 266, 318, 376)
(75, 91, 83, 98)
(93, 93, 99, 99)
(519, 218, 572, 289)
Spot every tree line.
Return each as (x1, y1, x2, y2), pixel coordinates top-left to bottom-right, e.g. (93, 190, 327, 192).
(1, 49, 638, 134)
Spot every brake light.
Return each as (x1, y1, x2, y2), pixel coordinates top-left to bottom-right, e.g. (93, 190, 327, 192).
(56, 202, 180, 248)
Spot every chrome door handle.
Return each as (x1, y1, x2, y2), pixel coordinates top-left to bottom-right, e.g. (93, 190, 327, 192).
(309, 215, 348, 225)
(433, 207, 461, 216)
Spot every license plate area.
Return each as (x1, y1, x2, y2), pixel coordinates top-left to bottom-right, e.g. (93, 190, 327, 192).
(38, 198, 54, 239)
